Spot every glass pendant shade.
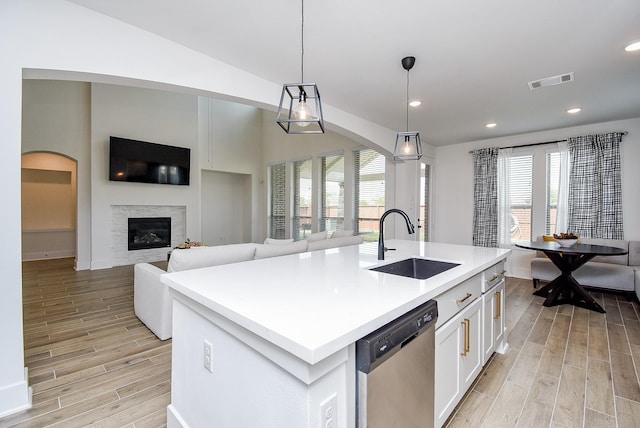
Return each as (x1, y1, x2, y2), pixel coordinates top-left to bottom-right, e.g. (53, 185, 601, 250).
(394, 131, 422, 161)
(277, 83, 325, 134)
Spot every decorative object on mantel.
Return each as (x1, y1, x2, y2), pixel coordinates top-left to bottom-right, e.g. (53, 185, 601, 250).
(276, 0, 325, 134)
(393, 56, 422, 161)
(175, 238, 205, 249)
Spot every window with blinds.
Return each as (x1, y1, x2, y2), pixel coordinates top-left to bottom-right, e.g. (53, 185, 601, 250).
(293, 159, 312, 240)
(420, 163, 431, 241)
(268, 163, 286, 239)
(353, 148, 385, 242)
(509, 154, 533, 243)
(320, 154, 345, 234)
(546, 152, 560, 235)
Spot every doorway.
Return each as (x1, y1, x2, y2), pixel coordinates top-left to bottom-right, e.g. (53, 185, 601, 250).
(21, 152, 77, 261)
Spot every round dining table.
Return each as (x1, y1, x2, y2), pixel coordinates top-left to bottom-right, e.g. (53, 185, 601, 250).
(516, 241, 628, 313)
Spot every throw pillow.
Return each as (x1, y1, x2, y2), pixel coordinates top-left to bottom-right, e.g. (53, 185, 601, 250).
(305, 231, 328, 242)
(331, 230, 354, 238)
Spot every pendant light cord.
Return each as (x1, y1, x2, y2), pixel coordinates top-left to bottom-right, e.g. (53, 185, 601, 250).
(300, 0, 305, 83)
(406, 69, 410, 132)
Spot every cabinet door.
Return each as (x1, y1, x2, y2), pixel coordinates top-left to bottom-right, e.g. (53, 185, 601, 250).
(434, 313, 463, 428)
(493, 279, 506, 352)
(460, 298, 483, 391)
(482, 288, 496, 364)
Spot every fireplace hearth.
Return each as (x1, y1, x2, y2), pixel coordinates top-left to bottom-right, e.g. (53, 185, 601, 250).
(128, 217, 171, 251)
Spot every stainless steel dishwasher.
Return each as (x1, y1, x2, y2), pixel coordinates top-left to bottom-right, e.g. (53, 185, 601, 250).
(356, 299, 438, 428)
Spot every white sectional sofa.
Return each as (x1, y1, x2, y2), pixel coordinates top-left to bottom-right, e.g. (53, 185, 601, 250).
(134, 232, 364, 340)
(530, 237, 640, 301)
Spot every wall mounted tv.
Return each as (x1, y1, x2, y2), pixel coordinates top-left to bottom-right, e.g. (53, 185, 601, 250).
(109, 136, 190, 185)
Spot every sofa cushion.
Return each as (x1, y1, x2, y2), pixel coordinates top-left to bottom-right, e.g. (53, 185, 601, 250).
(628, 241, 640, 267)
(254, 240, 308, 260)
(168, 243, 257, 272)
(305, 231, 328, 242)
(264, 238, 294, 245)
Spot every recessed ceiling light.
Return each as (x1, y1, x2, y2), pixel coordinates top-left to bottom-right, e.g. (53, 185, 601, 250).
(486, 123, 497, 128)
(567, 107, 582, 114)
(625, 41, 640, 52)
(409, 100, 421, 107)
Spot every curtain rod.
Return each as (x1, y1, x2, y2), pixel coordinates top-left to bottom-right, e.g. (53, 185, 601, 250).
(500, 131, 628, 150)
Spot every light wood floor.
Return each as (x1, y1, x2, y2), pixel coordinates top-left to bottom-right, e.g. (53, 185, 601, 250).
(2, 259, 640, 427)
(1, 258, 171, 428)
(445, 277, 640, 428)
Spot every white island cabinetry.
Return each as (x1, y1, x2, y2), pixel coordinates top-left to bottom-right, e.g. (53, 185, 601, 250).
(163, 240, 510, 428)
(434, 261, 508, 427)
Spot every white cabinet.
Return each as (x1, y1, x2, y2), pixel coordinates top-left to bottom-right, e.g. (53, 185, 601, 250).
(434, 297, 483, 427)
(482, 279, 506, 364)
(434, 260, 509, 427)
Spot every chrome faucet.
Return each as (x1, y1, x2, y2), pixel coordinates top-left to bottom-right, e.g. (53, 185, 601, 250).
(378, 208, 415, 260)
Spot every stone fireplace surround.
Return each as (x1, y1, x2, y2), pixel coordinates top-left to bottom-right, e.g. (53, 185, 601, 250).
(112, 205, 186, 266)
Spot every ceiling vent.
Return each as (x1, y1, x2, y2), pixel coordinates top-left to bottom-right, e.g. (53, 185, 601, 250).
(528, 72, 574, 90)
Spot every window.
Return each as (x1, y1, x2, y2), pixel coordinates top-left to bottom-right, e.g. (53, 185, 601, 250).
(292, 159, 312, 240)
(354, 148, 385, 242)
(508, 155, 533, 243)
(546, 152, 560, 235)
(499, 146, 563, 246)
(419, 163, 431, 241)
(320, 154, 344, 235)
(268, 163, 286, 239)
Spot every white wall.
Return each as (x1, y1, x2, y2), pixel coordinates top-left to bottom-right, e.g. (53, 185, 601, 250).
(199, 98, 265, 243)
(433, 117, 640, 277)
(21, 80, 91, 269)
(90, 83, 200, 269)
(201, 170, 252, 245)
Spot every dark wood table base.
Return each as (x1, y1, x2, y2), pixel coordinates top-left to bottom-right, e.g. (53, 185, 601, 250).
(532, 251, 605, 313)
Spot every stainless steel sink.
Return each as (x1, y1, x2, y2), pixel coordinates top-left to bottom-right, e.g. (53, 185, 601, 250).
(370, 258, 460, 280)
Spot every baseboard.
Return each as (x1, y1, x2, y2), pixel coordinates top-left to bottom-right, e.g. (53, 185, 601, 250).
(22, 249, 75, 261)
(0, 368, 32, 419)
(167, 404, 187, 428)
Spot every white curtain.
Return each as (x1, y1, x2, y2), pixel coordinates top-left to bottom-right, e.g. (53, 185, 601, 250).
(555, 141, 569, 233)
(497, 148, 512, 247)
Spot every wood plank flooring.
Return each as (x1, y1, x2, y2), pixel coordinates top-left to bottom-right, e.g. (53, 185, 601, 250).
(1, 259, 639, 427)
(445, 277, 640, 428)
(1, 258, 171, 428)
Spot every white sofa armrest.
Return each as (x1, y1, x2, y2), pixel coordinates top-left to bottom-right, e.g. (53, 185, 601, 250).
(134, 263, 172, 340)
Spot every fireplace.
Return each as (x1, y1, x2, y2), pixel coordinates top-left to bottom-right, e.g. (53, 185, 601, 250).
(128, 217, 171, 251)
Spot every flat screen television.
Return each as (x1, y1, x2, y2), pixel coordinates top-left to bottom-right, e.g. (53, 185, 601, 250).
(109, 136, 190, 185)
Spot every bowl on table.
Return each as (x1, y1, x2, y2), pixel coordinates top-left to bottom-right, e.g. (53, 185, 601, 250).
(554, 238, 578, 247)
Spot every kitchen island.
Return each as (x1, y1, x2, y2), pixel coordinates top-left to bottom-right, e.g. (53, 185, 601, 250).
(162, 240, 510, 428)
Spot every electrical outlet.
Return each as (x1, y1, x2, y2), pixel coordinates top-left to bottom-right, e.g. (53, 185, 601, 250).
(320, 394, 337, 428)
(203, 340, 213, 373)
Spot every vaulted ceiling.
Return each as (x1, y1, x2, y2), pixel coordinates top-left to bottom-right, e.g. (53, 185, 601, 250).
(68, 0, 640, 146)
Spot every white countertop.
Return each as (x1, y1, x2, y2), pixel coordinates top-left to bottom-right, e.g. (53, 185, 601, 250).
(162, 240, 510, 365)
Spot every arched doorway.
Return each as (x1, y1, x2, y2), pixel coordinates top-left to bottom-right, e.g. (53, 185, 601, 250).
(21, 152, 77, 261)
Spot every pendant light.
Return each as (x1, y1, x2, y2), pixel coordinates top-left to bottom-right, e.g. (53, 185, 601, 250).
(276, 0, 325, 134)
(393, 56, 422, 161)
